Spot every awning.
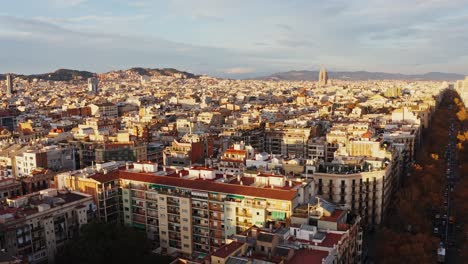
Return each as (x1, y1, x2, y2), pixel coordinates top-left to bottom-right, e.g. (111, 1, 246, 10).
(271, 211, 286, 220)
(227, 194, 245, 200)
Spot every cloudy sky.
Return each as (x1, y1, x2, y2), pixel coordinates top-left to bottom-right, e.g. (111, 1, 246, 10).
(1, 0, 468, 78)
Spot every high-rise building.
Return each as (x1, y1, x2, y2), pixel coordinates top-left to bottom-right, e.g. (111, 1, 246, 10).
(88, 77, 99, 93)
(318, 67, 328, 86)
(6, 73, 13, 96)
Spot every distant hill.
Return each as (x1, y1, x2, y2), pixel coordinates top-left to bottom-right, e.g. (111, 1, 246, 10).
(0, 69, 94, 81)
(0, 67, 198, 82)
(27, 69, 95, 81)
(125, 67, 197, 78)
(256, 70, 465, 81)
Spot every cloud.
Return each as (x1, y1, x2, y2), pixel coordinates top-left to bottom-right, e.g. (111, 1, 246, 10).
(277, 39, 315, 48)
(48, 0, 87, 7)
(2, 1, 468, 76)
(276, 23, 293, 31)
(220, 67, 256, 74)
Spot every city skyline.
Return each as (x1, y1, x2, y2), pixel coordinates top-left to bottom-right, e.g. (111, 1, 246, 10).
(1, 0, 468, 78)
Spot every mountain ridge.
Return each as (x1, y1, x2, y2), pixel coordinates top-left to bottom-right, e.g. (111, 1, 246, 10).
(1, 68, 465, 81)
(254, 70, 465, 81)
(0, 67, 197, 81)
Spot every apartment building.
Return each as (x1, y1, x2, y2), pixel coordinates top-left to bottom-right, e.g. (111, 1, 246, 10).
(222, 124, 265, 153)
(0, 189, 94, 264)
(89, 102, 118, 118)
(95, 142, 147, 163)
(312, 156, 398, 226)
(163, 140, 205, 167)
(0, 178, 22, 200)
(54, 162, 122, 223)
(218, 144, 250, 174)
(58, 163, 314, 259)
(200, 197, 363, 264)
(265, 126, 316, 158)
(15, 145, 76, 177)
(307, 137, 326, 161)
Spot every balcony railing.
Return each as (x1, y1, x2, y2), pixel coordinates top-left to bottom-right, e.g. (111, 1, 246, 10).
(209, 204, 224, 212)
(236, 209, 252, 217)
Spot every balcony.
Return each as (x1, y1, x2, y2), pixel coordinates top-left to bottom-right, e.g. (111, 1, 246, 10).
(167, 199, 179, 206)
(192, 203, 209, 209)
(193, 220, 209, 227)
(169, 240, 182, 249)
(193, 229, 210, 237)
(209, 204, 224, 212)
(147, 219, 159, 226)
(131, 199, 146, 208)
(236, 221, 253, 228)
(131, 192, 146, 199)
(211, 215, 225, 221)
(208, 195, 224, 202)
(147, 209, 158, 217)
(133, 215, 146, 224)
(132, 209, 146, 216)
(193, 213, 209, 218)
(210, 231, 224, 240)
(147, 202, 158, 209)
(167, 209, 180, 215)
(130, 184, 148, 191)
(146, 193, 158, 201)
(236, 211, 252, 218)
(168, 217, 180, 224)
(210, 222, 224, 230)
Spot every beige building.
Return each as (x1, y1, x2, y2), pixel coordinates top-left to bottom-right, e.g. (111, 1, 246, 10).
(312, 156, 400, 226)
(0, 189, 94, 264)
(69, 165, 315, 259)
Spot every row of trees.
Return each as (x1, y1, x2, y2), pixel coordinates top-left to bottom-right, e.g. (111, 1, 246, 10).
(55, 223, 173, 264)
(452, 97, 468, 259)
(375, 90, 457, 263)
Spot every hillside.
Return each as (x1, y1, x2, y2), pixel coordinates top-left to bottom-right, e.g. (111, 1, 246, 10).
(0, 67, 197, 82)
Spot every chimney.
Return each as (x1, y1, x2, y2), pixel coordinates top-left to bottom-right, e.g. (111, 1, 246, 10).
(223, 173, 227, 179)
(237, 175, 241, 182)
(240, 181, 243, 186)
(289, 180, 293, 187)
(179, 172, 183, 178)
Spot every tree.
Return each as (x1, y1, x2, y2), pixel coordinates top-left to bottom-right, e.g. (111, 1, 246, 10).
(55, 223, 172, 264)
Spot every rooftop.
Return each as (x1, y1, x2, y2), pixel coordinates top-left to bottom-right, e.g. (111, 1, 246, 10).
(288, 249, 330, 264)
(212, 241, 244, 259)
(91, 169, 298, 201)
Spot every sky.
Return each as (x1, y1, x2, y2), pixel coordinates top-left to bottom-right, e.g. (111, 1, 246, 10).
(1, 0, 468, 78)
